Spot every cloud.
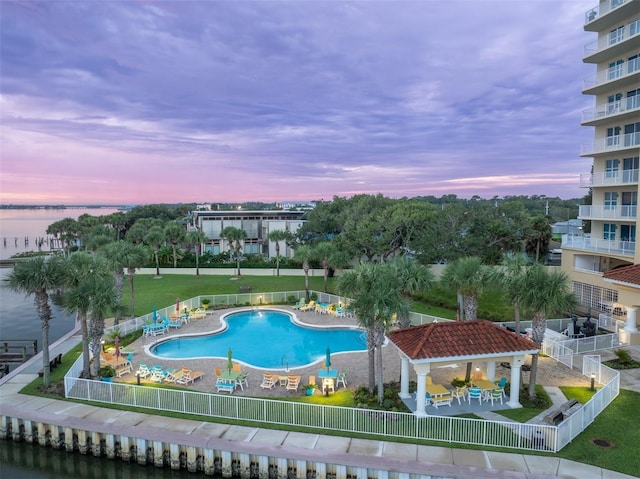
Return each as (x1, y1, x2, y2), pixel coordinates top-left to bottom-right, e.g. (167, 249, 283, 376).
(0, 0, 594, 204)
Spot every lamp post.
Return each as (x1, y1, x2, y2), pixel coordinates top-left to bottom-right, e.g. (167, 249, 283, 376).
(136, 372, 141, 386)
(590, 372, 595, 391)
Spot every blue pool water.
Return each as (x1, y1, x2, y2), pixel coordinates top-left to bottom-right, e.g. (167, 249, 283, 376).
(150, 309, 366, 369)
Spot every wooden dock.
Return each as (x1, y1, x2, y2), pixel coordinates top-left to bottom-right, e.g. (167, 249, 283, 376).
(0, 340, 38, 364)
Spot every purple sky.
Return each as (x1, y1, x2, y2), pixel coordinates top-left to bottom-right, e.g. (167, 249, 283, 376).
(0, 1, 595, 205)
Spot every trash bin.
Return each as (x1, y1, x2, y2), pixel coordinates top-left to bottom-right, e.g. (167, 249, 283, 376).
(532, 430, 545, 450)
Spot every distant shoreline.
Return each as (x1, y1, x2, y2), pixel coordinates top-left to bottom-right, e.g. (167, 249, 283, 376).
(0, 205, 126, 210)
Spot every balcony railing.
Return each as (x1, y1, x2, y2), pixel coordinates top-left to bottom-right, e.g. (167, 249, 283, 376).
(581, 95, 640, 123)
(578, 204, 638, 220)
(562, 233, 636, 256)
(580, 169, 639, 187)
(585, 0, 632, 24)
(584, 20, 640, 57)
(581, 132, 640, 155)
(583, 57, 640, 91)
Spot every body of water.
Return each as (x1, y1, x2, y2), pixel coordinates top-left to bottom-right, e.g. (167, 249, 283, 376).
(0, 207, 120, 260)
(152, 309, 365, 368)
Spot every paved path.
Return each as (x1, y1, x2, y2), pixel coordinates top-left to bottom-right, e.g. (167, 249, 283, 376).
(1, 331, 639, 479)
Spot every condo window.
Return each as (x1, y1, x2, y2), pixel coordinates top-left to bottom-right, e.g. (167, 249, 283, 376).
(605, 159, 619, 177)
(609, 26, 624, 45)
(603, 223, 616, 240)
(604, 192, 618, 209)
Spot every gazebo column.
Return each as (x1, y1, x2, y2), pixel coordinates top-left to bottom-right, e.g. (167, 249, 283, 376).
(399, 357, 411, 399)
(415, 371, 427, 416)
(507, 354, 525, 408)
(486, 361, 496, 381)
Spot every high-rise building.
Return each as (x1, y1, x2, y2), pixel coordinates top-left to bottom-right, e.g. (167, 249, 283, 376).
(561, 0, 640, 344)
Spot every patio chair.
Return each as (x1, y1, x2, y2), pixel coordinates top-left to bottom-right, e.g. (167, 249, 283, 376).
(232, 363, 242, 373)
(164, 369, 184, 383)
(291, 298, 306, 310)
(235, 372, 249, 391)
(214, 367, 222, 380)
(495, 377, 507, 389)
(336, 371, 347, 388)
(425, 375, 433, 387)
(115, 363, 132, 378)
(486, 388, 503, 405)
(136, 363, 151, 378)
(286, 375, 301, 391)
(299, 300, 316, 312)
(260, 373, 276, 389)
(425, 393, 432, 406)
(150, 366, 169, 383)
(468, 387, 483, 404)
(322, 378, 335, 394)
(451, 386, 467, 404)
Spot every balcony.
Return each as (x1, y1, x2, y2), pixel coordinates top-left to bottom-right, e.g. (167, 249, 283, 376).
(581, 95, 640, 125)
(582, 57, 640, 95)
(585, 0, 639, 31)
(562, 233, 636, 257)
(580, 169, 639, 187)
(581, 132, 640, 156)
(578, 204, 638, 220)
(584, 19, 640, 63)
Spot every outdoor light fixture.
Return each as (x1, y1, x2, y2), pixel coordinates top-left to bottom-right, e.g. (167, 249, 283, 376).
(101, 340, 106, 352)
(590, 372, 595, 391)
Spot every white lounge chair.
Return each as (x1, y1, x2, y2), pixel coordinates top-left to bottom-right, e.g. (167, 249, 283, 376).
(260, 373, 276, 389)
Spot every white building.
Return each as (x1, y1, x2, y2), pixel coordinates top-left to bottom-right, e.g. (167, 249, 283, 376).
(561, 0, 640, 343)
(191, 210, 306, 258)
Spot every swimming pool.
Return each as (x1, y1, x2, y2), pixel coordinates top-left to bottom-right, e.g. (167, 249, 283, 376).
(150, 309, 367, 369)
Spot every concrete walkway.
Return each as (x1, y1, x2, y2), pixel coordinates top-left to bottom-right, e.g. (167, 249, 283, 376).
(1, 332, 639, 479)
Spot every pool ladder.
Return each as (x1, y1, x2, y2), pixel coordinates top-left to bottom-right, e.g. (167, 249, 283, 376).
(281, 355, 289, 372)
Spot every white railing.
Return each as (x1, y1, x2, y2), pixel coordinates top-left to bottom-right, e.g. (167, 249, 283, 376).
(562, 234, 636, 256)
(578, 204, 637, 220)
(585, 0, 633, 24)
(583, 20, 640, 57)
(556, 356, 619, 450)
(64, 360, 558, 452)
(581, 132, 640, 155)
(579, 169, 639, 187)
(583, 56, 640, 91)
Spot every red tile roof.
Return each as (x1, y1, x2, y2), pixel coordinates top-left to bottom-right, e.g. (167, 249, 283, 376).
(387, 320, 538, 361)
(603, 264, 640, 287)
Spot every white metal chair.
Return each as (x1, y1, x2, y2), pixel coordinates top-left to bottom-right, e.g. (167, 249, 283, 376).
(486, 388, 503, 405)
(336, 371, 347, 388)
(451, 386, 467, 404)
(322, 378, 335, 394)
(468, 387, 482, 404)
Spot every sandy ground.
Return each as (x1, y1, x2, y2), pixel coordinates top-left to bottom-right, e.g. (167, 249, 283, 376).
(110, 307, 591, 397)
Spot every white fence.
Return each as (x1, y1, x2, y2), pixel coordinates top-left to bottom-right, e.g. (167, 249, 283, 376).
(556, 356, 619, 450)
(64, 368, 557, 452)
(71, 294, 621, 453)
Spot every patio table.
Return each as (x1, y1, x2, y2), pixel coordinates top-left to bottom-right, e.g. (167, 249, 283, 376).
(426, 384, 450, 398)
(472, 379, 498, 391)
(218, 371, 240, 382)
(318, 369, 338, 379)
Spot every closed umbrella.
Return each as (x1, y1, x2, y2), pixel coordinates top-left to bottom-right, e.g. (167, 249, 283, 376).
(176, 297, 180, 312)
(325, 347, 331, 369)
(152, 306, 158, 322)
(114, 336, 121, 358)
(227, 348, 233, 373)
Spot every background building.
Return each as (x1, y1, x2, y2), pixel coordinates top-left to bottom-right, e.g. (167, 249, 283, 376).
(562, 0, 639, 343)
(191, 210, 305, 258)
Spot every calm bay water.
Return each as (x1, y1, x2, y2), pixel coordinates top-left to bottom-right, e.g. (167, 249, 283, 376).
(0, 208, 206, 478)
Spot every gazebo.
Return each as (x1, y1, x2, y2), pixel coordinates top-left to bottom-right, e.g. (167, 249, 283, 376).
(387, 320, 540, 416)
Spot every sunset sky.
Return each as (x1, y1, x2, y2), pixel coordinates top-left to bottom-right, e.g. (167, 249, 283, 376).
(1, 0, 595, 205)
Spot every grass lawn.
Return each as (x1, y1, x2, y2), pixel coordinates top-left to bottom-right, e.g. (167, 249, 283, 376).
(23, 273, 640, 476)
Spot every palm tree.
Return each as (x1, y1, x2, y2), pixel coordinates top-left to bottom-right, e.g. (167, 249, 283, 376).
(517, 265, 577, 400)
(220, 226, 247, 276)
(87, 275, 118, 378)
(339, 259, 431, 403)
(144, 226, 165, 277)
(164, 222, 186, 268)
(62, 253, 114, 378)
(440, 256, 487, 321)
(390, 256, 435, 328)
(186, 229, 209, 276)
(313, 241, 349, 293)
(489, 252, 530, 334)
(267, 229, 291, 277)
(292, 245, 314, 301)
(5, 256, 64, 386)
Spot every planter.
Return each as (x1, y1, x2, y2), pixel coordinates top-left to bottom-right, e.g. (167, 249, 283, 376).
(305, 388, 315, 396)
(101, 376, 114, 383)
